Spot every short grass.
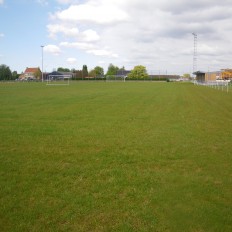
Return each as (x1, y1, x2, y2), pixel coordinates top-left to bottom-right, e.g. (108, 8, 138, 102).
(0, 81, 232, 232)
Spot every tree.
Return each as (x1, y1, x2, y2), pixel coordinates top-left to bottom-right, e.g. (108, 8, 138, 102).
(82, 65, 88, 78)
(57, 67, 70, 72)
(119, 66, 125, 71)
(128, 65, 148, 79)
(0, 64, 12, 80)
(76, 70, 83, 79)
(94, 66, 104, 76)
(183, 73, 191, 79)
(106, 63, 119, 76)
(88, 69, 96, 77)
(34, 69, 41, 79)
(12, 71, 19, 80)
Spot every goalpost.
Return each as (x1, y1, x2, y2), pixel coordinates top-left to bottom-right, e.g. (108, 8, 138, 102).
(46, 74, 71, 86)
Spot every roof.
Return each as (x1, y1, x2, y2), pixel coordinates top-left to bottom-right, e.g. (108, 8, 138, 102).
(116, 70, 131, 75)
(193, 71, 206, 75)
(25, 67, 40, 73)
(47, 71, 63, 76)
(193, 70, 222, 75)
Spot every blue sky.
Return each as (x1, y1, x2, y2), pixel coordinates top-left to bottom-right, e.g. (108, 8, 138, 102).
(0, 0, 93, 73)
(1, 0, 232, 74)
(0, 0, 51, 73)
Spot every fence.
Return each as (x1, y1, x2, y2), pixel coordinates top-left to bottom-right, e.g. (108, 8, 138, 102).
(194, 81, 231, 93)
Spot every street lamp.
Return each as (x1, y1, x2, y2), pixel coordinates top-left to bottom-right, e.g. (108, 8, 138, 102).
(41, 45, 44, 82)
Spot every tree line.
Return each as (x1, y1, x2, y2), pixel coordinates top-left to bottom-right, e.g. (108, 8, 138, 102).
(0, 64, 19, 80)
(0, 63, 153, 80)
(60, 64, 149, 80)
(58, 64, 124, 79)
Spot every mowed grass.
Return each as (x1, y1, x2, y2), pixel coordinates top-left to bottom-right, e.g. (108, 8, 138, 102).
(0, 82, 232, 232)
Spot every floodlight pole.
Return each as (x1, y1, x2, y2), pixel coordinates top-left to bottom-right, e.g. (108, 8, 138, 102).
(41, 45, 44, 82)
(192, 33, 197, 74)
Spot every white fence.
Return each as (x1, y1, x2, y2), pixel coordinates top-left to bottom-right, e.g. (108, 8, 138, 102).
(194, 80, 231, 93)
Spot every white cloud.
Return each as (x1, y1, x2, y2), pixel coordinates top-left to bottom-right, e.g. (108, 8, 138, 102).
(198, 44, 219, 56)
(47, 24, 79, 38)
(48, 24, 99, 42)
(53, 3, 129, 25)
(60, 41, 117, 58)
(0, 33, 4, 37)
(81, 29, 100, 42)
(44, 45, 61, 55)
(0, 0, 4, 4)
(67, 57, 77, 64)
(48, 0, 232, 73)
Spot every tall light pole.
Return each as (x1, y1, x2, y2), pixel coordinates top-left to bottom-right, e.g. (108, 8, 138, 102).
(41, 45, 44, 82)
(192, 33, 197, 74)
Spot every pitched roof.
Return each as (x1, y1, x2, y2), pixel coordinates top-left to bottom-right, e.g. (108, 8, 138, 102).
(25, 67, 40, 73)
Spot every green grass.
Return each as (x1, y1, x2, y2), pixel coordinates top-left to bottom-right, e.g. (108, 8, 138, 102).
(0, 81, 232, 231)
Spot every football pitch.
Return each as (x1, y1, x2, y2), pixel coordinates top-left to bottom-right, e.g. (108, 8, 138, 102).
(0, 82, 232, 231)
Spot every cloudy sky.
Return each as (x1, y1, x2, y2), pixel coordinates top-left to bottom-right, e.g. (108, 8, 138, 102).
(0, 0, 232, 74)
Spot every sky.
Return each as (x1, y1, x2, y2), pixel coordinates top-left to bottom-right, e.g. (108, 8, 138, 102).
(0, 0, 232, 75)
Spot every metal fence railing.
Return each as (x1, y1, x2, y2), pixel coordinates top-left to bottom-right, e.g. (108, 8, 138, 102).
(194, 81, 231, 93)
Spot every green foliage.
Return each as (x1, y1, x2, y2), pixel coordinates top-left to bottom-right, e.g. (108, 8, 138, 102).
(12, 71, 19, 80)
(94, 66, 104, 76)
(88, 66, 104, 78)
(0, 64, 13, 80)
(106, 63, 119, 75)
(1, 82, 232, 231)
(88, 69, 96, 77)
(34, 69, 42, 79)
(57, 67, 71, 72)
(183, 73, 191, 78)
(82, 65, 88, 78)
(128, 65, 148, 79)
(119, 66, 125, 71)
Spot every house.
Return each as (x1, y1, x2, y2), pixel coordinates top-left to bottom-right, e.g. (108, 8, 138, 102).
(19, 67, 42, 80)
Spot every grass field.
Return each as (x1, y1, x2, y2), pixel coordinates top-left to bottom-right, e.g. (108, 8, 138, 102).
(0, 81, 232, 231)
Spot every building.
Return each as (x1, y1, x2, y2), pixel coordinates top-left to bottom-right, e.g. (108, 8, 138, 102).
(221, 69, 232, 80)
(194, 69, 232, 82)
(19, 67, 42, 80)
(147, 74, 180, 81)
(46, 71, 74, 80)
(205, 71, 221, 82)
(115, 70, 131, 78)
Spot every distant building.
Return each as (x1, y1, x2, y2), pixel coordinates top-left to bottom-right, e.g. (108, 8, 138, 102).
(116, 70, 131, 78)
(19, 67, 41, 80)
(46, 71, 74, 80)
(149, 74, 180, 81)
(194, 69, 232, 82)
(221, 69, 232, 80)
